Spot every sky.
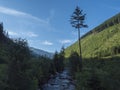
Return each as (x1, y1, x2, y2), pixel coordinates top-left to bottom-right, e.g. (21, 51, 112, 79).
(0, 0, 119, 53)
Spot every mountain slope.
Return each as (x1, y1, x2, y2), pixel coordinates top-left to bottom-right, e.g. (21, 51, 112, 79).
(65, 13, 120, 58)
(30, 47, 54, 59)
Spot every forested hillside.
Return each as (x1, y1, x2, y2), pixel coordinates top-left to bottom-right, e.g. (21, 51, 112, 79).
(66, 13, 120, 90)
(0, 23, 58, 90)
(65, 13, 120, 58)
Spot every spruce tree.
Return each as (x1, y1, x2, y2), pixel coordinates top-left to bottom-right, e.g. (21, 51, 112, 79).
(70, 6, 88, 71)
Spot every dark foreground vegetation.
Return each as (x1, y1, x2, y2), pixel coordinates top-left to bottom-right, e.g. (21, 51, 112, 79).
(0, 23, 64, 90)
(66, 13, 120, 90)
(68, 52, 120, 90)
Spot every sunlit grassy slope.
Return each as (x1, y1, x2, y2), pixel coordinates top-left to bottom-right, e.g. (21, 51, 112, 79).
(65, 13, 120, 58)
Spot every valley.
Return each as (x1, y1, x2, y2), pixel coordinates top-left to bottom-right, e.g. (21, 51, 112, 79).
(0, 2, 120, 90)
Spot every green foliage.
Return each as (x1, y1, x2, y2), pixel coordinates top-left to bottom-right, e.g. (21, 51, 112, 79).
(69, 51, 80, 76)
(53, 46, 65, 72)
(65, 23, 120, 58)
(0, 23, 4, 42)
(76, 69, 102, 90)
(59, 47, 65, 71)
(66, 13, 120, 89)
(0, 23, 10, 43)
(0, 64, 8, 89)
(30, 56, 55, 89)
(53, 51, 60, 72)
(0, 23, 56, 90)
(53, 48, 65, 72)
(70, 6, 87, 29)
(75, 57, 120, 90)
(66, 13, 120, 58)
(82, 13, 120, 39)
(70, 6, 88, 71)
(7, 38, 34, 90)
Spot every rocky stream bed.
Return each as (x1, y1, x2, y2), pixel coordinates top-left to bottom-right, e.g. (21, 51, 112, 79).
(42, 70, 76, 90)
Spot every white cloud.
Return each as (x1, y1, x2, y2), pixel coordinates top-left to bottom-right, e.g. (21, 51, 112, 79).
(59, 39, 72, 44)
(0, 6, 26, 16)
(8, 31, 18, 36)
(8, 30, 38, 38)
(0, 6, 48, 24)
(42, 40, 53, 46)
(22, 32, 38, 37)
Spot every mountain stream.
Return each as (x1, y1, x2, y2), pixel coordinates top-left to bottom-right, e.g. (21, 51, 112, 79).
(42, 70, 75, 90)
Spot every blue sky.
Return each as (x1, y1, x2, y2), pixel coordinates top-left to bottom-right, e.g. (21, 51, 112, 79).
(0, 0, 119, 53)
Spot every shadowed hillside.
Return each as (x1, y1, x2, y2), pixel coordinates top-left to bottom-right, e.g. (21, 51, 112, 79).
(66, 13, 120, 90)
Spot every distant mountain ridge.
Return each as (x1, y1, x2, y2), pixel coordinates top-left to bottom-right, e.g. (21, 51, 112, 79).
(30, 47, 54, 59)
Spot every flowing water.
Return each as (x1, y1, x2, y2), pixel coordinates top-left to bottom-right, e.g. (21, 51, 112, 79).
(42, 70, 75, 90)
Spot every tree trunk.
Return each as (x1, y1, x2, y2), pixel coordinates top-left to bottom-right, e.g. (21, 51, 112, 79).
(78, 28, 82, 71)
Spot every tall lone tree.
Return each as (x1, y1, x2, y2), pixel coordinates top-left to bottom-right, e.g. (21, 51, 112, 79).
(70, 6, 88, 71)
